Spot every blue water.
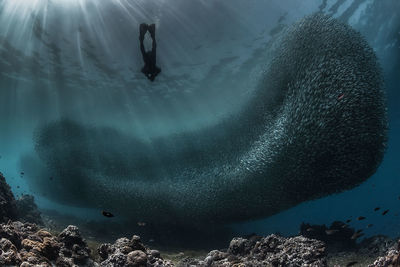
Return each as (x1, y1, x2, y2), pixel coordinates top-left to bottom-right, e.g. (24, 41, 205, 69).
(0, 0, 399, 243)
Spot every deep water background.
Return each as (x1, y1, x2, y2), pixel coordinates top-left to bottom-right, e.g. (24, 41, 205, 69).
(0, 0, 399, 246)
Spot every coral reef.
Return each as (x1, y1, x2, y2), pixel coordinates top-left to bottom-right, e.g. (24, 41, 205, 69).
(98, 235, 173, 266)
(0, 219, 173, 266)
(1, 221, 328, 266)
(1, 218, 399, 267)
(16, 194, 43, 225)
(179, 235, 327, 267)
(359, 236, 396, 256)
(0, 221, 97, 267)
(300, 221, 356, 252)
(0, 172, 18, 223)
(368, 240, 400, 267)
(0, 173, 42, 225)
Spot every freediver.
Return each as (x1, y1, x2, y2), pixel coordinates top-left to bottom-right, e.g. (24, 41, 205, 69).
(139, 23, 161, 81)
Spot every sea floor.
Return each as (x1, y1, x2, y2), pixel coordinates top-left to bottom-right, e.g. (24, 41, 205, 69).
(1, 173, 399, 266)
(36, 210, 400, 266)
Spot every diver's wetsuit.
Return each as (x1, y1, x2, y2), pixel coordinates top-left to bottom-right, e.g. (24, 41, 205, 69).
(140, 23, 161, 82)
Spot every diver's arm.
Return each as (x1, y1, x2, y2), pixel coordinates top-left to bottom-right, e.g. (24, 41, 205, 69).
(151, 38, 157, 59)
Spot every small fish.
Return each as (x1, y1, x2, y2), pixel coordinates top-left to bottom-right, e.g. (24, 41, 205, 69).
(342, 224, 349, 228)
(346, 261, 358, 267)
(374, 207, 380, 211)
(338, 93, 344, 100)
(351, 232, 365, 240)
(382, 209, 389, 215)
(49, 177, 54, 181)
(346, 219, 351, 223)
(137, 222, 146, 227)
(367, 224, 373, 228)
(306, 228, 314, 232)
(325, 229, 339, 235)
(149, 239, 154, 242)
(398, 196, 400, 200)
(357, 216, 366, 221)
(20, 172, 24, 175)
(102, 211, 114, 218)
(356, 229, 363, 234)
(17, 186, 20, 189)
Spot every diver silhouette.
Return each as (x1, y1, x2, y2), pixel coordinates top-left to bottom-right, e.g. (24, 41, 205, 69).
(140, 23, 161, 82)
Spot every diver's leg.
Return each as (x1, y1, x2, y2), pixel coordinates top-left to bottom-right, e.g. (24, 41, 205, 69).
(148, 24, 156, 39)
(140, 23, 148, 61)
(140, 41, 147, 62)
(140, 23, 148, 41)
(151, 38, 157, 60)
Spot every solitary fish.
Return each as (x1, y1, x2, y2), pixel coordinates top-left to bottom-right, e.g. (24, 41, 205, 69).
(346, 219, 351, 223)
(382, 209, 389, 215)
(338, 93, 345, 100)
(325, 229, 339, 235)
(356, 229, 363, 234)
(306, 228, 314, 232)
(346, 261, 358, 267)
(374, 207, 380, 211)
(137, 222, 146, 227)
(102, 211, 114, 218)
(357, 216, 366, 221)
(367, 224, 373, 228)
(351, 232, 364, 240)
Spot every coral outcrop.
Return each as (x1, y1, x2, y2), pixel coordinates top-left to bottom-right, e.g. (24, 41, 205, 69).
(180, 234, 327, 267)
(369, 239, 400, 267)
(16, 194, 44, 225)
(1, 219, 399, 267)
(300, 221, 356, 252)
(0, 173, 43, 225)
(98, 235, 173, 266)
(0, 221, 97, 267)
(0, 172, 18, 223)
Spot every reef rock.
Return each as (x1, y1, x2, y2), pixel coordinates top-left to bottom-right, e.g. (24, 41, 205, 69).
(57, 225, 97, 266)
(300, 221, 356, 252)
(16, 194, 43, 225)
(359, 235, 396, 256)
(368, 239, 400, 267)
(0, 173, 43, 225)
(181, 234, 327, 267)
(0, 172, 18, 223)
(98, 235, 173, 267)
(0, 237, 21, 266)
(24, 13, 387, 226)
(0, 222, 97, 267)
